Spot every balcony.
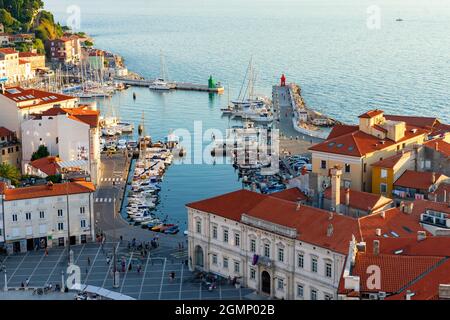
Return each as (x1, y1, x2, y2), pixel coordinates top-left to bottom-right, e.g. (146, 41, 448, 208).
(420, 210, 450, 229)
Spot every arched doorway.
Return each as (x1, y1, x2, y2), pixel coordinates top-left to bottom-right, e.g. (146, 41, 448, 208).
(194, 245, 204, 268)
(261, 271, 271, 295)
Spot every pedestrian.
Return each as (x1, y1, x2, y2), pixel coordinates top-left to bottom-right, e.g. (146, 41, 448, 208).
(45, 247, 48, 256)
(137, 264, 141, 274)
(87, 257, 91, 266)
(128, 263, 132, 271)
(25, 278, 30, 287)
(86, 268, 89, 275)
(106, 257, 111, 265)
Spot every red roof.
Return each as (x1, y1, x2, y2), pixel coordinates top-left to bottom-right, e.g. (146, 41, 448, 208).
(364, 237, 450, 257)
(39, 107, 99, 128)
(358, 109, 384, 119)
(0, 48, 17, 55)
(3, 181, 95, 201)
(187, 190, 361, 254)
(0, 126, 14, 138)
(424, 138, 450, 157)
(347, 252, 444, 294)
(29, 156, 61, 176)
(394, 170, 443, 190)
(19, 52, 44, 58)
(434, 184, 450, 203)
(309, 125, 426, 157)
(411, 199, 450, 216)
(1, 87, 76, 109)
(358, 207, 427, 239)
(323, 187, 392, 212)
(269, 188, 308, 202)
(384, 115, 439, 130)
(326, 125, 359, 139)
(371, 151, 409, 168)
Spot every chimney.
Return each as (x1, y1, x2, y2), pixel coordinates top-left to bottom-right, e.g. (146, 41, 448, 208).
(327, 224, 334, 237)
(356, 242, 366, 253)
(296, 201, 301, 211)
(405, 202, 414, 214)
(375, 228, 382, 237)
(328, 211, 334, 220)
(439, 284, 450, 300)
(432, 172, 436, 184)
(373, 240, 380, 255)
(330, 166, 342, 214)
(345, 188, 350, 207)
(444, 190, 447, 204)
(47, 181, 54, 190)
(435, 141, 439, 152)
(380, 211, 386, 219)
(417, 231, 427, 242)
(405, 290, 415, 300)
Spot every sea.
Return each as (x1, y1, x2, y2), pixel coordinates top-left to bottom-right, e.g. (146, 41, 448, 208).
(44, 0, 450, 226)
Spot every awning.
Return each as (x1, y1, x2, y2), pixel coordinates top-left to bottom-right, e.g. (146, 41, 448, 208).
(59, 160, 89, 169)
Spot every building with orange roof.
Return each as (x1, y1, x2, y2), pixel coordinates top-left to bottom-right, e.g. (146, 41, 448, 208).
(0, 86, 78, 140)
(46, 37, 81, 64)
(18, 51, 46, 71)
(309, 109, 433, 193)
(0, 47, 34, 85)
(418, 138, 450, 177)
(21, 106, 100, 184)
(392, 170, 449, 204)
(26, 156, 62, 178)
(185, 188, 426, 300)
(0, 181, 95, 253)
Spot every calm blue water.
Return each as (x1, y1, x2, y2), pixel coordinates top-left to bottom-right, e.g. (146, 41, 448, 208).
(44, 0, 450, 223)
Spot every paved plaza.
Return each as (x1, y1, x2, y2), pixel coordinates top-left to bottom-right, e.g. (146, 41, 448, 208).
(0, 242, 252, 300)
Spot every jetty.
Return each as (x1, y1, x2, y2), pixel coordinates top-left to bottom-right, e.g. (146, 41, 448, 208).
(115, 76, 225, 93)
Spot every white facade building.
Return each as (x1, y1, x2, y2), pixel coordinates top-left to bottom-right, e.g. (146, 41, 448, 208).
(0, 86, 77, 140)
(21, 106, 100, 184)
(186, 190, 359, 300)
(0, 181, 96, 254)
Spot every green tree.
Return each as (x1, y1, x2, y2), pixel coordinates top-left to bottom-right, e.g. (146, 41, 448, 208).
(31, 145, 49, 161)
(0, 163, 21, 186)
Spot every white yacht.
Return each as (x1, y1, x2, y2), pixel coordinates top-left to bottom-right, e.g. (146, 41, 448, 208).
(149, 78, 171, 91)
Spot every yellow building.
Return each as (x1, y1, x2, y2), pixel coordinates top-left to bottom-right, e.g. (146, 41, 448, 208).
(371, 151, 415, 197)
(309, 110, 429, 193)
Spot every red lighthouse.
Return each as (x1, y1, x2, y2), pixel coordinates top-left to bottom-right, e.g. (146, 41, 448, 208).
(280, 74, 286, 87)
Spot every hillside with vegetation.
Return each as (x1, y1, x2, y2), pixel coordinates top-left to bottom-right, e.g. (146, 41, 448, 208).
(0, 0, 64, 53)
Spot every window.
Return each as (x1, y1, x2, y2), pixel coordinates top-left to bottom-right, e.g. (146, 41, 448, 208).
(12, 214, 18, 222)
(278, 247, 284, 262)
(234, 261, 240, 273)
(297, 253, 304, 268)
(297, 284, 304, 298)
(212, 254, 218, 265)
(80, 207, 85, 214)
(380, 169, 387, 178)
(25, 212, 31, 220)
(380, 183, 387, 193)
(234, 233, 240, 247)
(58, 222, 64, 231)
(80, 220, 86, 228)
(196, 220, 201, 233)
(363, 163, 367, 173)
(325, 262, 332, 278)
(344, 163, 351, 173)
(39, 211, 45, 219)
(264, 243, 270, 258)
(343, 180, 351, 188)
(250, 239, 256, 253)
(321, 160, 327, 169)
(212, 225, 217, 239)
(311, 289, 318, 300)
(311, 257, 318, 273)
(277, 278, 284, 290)
(223, 257, 228, 269)
(223, 229, 229, 243)
(250, 268, 256, 280)
(324, 293, 333, 300)
(56, 137, 59, 144)
(57, 209, 63, 217)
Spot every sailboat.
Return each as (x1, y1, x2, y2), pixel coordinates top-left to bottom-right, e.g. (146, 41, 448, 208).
(231, 57, 265, 108)
(149, 51, 172, 91)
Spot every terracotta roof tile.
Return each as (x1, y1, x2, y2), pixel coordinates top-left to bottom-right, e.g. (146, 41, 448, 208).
(0, 126, 14, 137)
(324, 187, 392, 212)
(394, 170, 444, 190)
(384, 115, 439, 130)
(1, 87, 76, 109)
(309, 126, 427, 157)
(38, 107, 99, 128)
(326, 125, 359, 139)
(269, 188, 308, 202)
(358, 109, 384, 119)
(364, 237, 450, 257)
(358, 207, 427, 239)
(371, 152, 409, 168)
(0, 48, 17, 55)
(3, 181, 95, 201)
(411, 199, 450, 216)
(424, 138, 450, 157)
(30, 156, 61, 176)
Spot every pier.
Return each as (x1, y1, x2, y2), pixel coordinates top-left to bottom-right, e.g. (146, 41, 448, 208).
(115, 78, 225, 93)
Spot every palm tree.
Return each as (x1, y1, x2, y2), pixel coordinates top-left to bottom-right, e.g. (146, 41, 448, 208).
(0, 163, 21, 186)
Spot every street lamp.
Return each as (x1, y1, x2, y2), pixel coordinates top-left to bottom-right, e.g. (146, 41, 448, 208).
(3, 268, 7, 292)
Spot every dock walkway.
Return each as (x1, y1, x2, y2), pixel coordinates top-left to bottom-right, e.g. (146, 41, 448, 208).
(115, 78, 224, 93)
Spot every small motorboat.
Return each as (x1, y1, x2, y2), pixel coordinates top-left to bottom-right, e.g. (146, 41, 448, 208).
(164, 226, 179, 234)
